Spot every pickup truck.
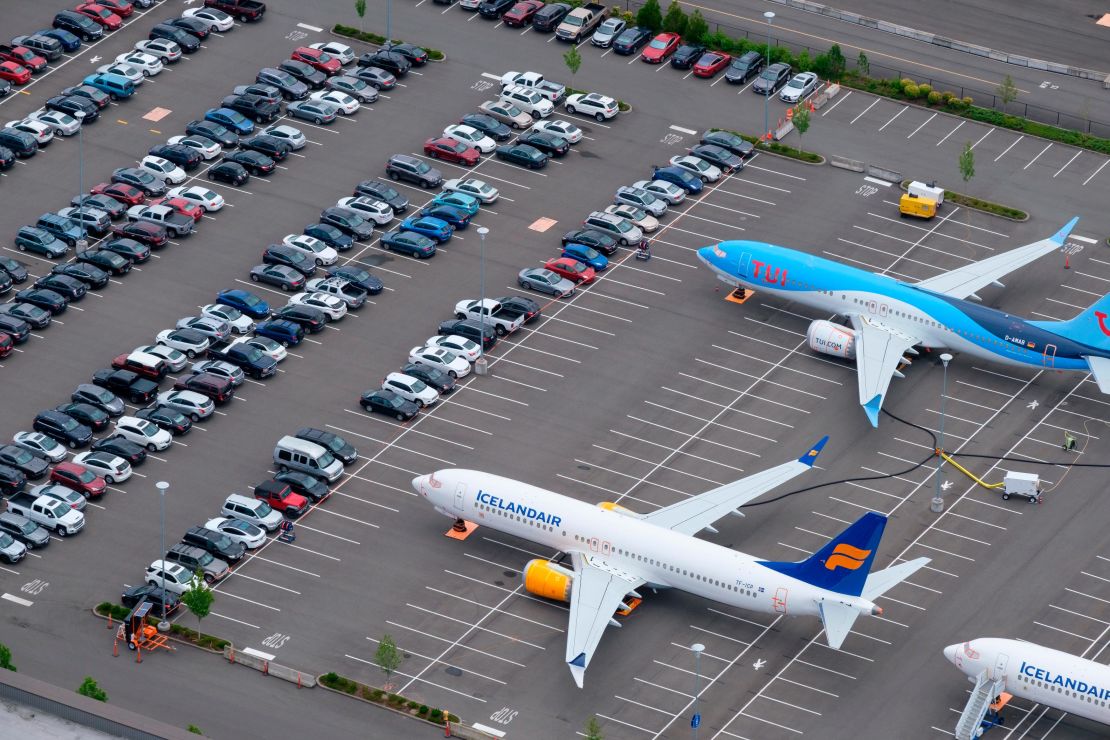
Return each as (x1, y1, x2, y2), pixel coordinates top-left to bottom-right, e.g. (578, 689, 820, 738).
(556, 3, 606, 43)
(204, 0, 265, 22)
(126, 205, 194, 238)
(453, 298, 524, 337)
(221, 93, 281, 124)
(500, 71, 566, 104)
(92, 368, 159, 404)
(0, 45, 47, 73)
(7, 492, 84, 537)
(207, 337, 278, 379)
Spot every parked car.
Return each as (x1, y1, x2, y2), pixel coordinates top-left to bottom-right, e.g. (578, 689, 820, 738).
(725, 50, 764, 84)
(359, 388, 418, 421)
(752, 62, 792, 95)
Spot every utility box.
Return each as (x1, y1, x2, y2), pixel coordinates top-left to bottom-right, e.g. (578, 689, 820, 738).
(908, 180, 945, 206)
(1002, 471, 1041, 503)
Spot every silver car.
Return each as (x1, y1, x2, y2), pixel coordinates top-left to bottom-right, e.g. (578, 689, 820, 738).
(518, 268, 575, 298)
(133, 344, 188, 373)
(614, 185, 667, 217)
(478, 99, 532, 130)
(262, 124, 306, 150)
(326, 75, 378, 104)
(632, 179, 686, 205)
(190, 360, 245, 387)
(30, 483, 86, 512)
(591, 17, 626, 47)
(176, 315, 232, 341)
(27, 109, 81, 136)
(286, 100, 339, 125)
(156, 390, 214, 421)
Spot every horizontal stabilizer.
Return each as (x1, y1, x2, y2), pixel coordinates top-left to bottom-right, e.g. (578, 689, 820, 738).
(862, 557, 930, 601)
(819, 600, 860, 650)
(1087, 356, 1110, 393)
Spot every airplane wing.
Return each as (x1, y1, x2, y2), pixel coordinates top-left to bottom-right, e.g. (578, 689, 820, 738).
(565, 552, 645, 688)
(913, 217, 1077, 301)
(640, 438, 827, 536)
(850, 315, 923, 427)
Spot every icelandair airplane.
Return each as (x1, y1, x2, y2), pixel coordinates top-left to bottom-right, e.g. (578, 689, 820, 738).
(946, 638, 1110, 735)
(412, 438, 930, 688)
(696, 218, 1110, 426)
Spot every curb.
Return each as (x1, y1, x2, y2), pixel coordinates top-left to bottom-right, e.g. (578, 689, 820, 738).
(327, 29, 447, 62)
(315, 680, 450, 730)
(755, 147, 825, 166)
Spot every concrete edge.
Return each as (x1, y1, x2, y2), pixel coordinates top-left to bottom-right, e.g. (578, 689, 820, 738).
(313, 679, 498, 737)
(327, 29, 448, 62)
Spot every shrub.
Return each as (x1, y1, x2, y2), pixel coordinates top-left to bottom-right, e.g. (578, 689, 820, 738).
(388, 693, 402, 704)
(621, 10, 635, 24)
(370, 688, 385, 701)
(429, 708, 444, 723)
(77, 677, 107, 702)
(927, 90, 942, 105)
(795, 50, 811, 72)
(962, 96, 974, 107)
(407, 700, 419, 710)
(419, 705, 430, 715)
(917, 83, 932, 96)
(0, 643, 15, 672)
(684, 8, 708, 44)
(448, 713, 459, 723)
(661, 0, 686, 36)
(635, 0, 663, 32)
(900, 77, 915, 91)
(187, 726, 203, 735)
(903, 83, 920, 98)
(942, 91, 956, 104)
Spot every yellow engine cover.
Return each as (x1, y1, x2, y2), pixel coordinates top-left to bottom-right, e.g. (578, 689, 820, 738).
(597, 501, 638, 516)
(522, 559, 573, 602)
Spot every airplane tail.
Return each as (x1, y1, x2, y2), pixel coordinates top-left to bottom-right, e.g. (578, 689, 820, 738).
(760, 512, 887, 597)
(1029, 293, 1110, 392)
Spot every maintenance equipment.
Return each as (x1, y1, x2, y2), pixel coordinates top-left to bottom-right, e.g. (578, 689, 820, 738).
(1001, 471, 1041, 503)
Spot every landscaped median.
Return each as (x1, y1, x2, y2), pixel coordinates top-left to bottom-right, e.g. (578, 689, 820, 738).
(899, 180, 1028, 221)
(94, 603, 230, 652)
(317, 671, 460, 729)
(708, 127, 823, 164)
(333, 24, 445, 61)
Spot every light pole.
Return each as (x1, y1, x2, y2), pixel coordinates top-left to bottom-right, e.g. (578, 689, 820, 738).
(156, 481, 170, 631)
(475, 226, 489, 376)
(74, 110, 88, 253)
(386, 0, 392, 45)
(691, 643, 705, 739)
(763, 11, 775, 141)
(930, 353, 953, 513)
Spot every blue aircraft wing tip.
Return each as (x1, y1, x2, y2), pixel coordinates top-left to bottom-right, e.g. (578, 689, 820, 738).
(569, 653, 586, 668)
(1050, 216, 1080, 246)
(862, 394, 883, 427)
(798, 435, 829, 467)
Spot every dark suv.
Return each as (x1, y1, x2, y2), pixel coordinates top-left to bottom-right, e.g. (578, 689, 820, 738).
(220, 93, 281, 124)
(437, 318, 497, 351)
(277, 59, 326, 90)
(148, 24, 199, 53)
(33, 409, 92, 449)
(385, 154, 442, 188)
(53, 10, 104, 42)
(36, 213, 83, 247)
(182, 525, 245, 563)
(91, 368, 158, 404)
(295, 427, 357, 465)
(164, 543, 229, 583)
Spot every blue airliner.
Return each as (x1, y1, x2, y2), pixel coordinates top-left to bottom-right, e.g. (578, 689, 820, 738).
(697, 217, 1110, 426)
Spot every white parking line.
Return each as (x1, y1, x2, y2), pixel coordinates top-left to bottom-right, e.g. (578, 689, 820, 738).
(906, 112, 936, 138)
(1024, 143, 1053, 170)
(935, 120, 965, 146)
(849, 98, 879, 124)
(1053, 150, 1082, 177)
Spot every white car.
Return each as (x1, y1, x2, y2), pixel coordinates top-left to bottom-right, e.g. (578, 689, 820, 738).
(4, 120, 53, 147)
(157, 390, 214, 421)
(310, 89, 359, 115)
(304, 277, 366, 308)
(167, 135, 222, 161)
(408, 346, 471, 379)
(156, 328, 210, 358)
(529, 118, 582, 144)
(182, 7, 235, 32)
(565, 92, 619, 121)
(632, 179, 686, 205)
(96, 63, 144, 86)
(237, 336, 286, 363)
(114, 416, 173, 451)
(282, 234, 338, 265)
(668, 154, 722, 183)
(426, 335, 480, 362)
(167, 185, 225, 211)
(114, 52, 163, 77)
(133, 344, 188, 372)
(26, 109, 81, 136)
(200, 304, 255, 334)
(73, 451, 132, 484)
(500, 84, 554, 119)
(134, 38, 181, 64)
(780, 71, 820, 103)
(442, 178, 498, 204)
(286, 292, 347, 320)
(604, 203, 659, 233)
(335, 197, 393, 226)
(139, 156, 187, 185)
(442, 124, 496, 154)
(309, 41, 355, 65)
(190, 359, 244, 387)
(614, 185, 667, 217)
(146, 560, 200, 596)
(205, 517, 266, 549)
(383, 372, 439, 408)
(459, 0, 480, 9)
(262, 124, 306, 150)
(12, 431, 67, 463)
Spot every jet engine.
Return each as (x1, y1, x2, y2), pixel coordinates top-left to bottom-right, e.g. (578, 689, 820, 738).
(597, 501, 641, 518)
(806, 320, 856, 359)
(522, 559, 573, 602)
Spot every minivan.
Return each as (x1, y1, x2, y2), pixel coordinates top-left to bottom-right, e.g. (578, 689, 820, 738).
(53, 10, 104, 42)
(0, 129, 38, 158)
(273, 435, 344, 482)
(222, 493, 283, 532)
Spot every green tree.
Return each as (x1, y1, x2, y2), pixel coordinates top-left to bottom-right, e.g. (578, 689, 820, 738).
(795, 49, 812, 72)
(354, 0, 366, 33)
(793, 106, 811, 138)
(585, 715, 604, 740)
(563, 44, 581, 76)
(996, 74, 1018, 114)
(856, 50, 869, 76)
(0, 642, 15, 672)
(77, 677, 107, 702)
(375, 634, 402, 686)
(635, 0, 663, 33)
(661, 1, 686, 36)
(826, 43, 846, 78)
(684, 9, 708, 44)
(180, 570, 213, 641)
(959, 141, 975, 184)
(187, 726, 203, 735)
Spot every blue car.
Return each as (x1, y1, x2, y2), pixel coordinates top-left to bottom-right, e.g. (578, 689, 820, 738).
(419, 204, 470, 230)
(303, 223, 354, 252)
(399, 216, 453, 244)
(562, 243, 609, 271)
(82, 73, 136, 100)
(205, 108, 254, 135)
(652, 165, 703, 194)
(255, 319, 304, 347)
(430, 192, 480, 216)
(216, 289, 271, 320)
(37, 28, 82, 52)
(380, 230, 436, 258)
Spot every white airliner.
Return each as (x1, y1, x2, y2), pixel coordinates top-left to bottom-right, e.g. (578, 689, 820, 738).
(412, 438, 930, 688)
(946, 638, 1110, 737)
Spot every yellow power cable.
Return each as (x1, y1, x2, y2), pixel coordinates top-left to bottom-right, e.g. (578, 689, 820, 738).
(939, 451, 1005, 489)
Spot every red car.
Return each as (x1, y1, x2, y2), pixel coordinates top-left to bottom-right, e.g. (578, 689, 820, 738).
(254, 480, 308, 516)
(51, 461, 107, 499)
(111, 221, 168, 248)
(92, 182, 145, 206)
(0, 333, 12, 359)
(693, 51, 731, 78)
(0, 61, 31, 86)
(112, 353, 165, 380)
(502, 0, 544, 26)
(75, 4, 123, 30)
(641, 32, 681, 63)
(151, 196, 204, 222)
(424, 137, 480, 166)
(544, 257, 596, 284)
(0, 47, 47, 74)
(291, 47, 342, 76)
(97, 0, 134, 17)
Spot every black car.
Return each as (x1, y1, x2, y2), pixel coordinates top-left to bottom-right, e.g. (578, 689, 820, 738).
(327, 265, 383, 295)
(72, 383, 125, 416)
(77, 248, 131, 275)
(121, 583, 178, 616)
(725, 51, 765, 84)
(274, 304, 328, 333)
(209, 161, 249, 185)
(103, 235, 154, 261)
(91, 435, 147, 466)
(44, 94, 99, 122)
(0, 256, 28, 283)
(51, 261, 109, 289)
(135, 405, 192, 435)
(274, 471, 329, 502)
(256, 67, 310, 100)
(400, 363, 456, 394)
(0, 301, 50, 329)
(700, 129, 755, 158)
(182, 525, 244, 563)
(438, 318, 497, 351)
(518, 131, 569, 157)
(168, 16, 210, 40)
(353, 179, 409, 213)
(561, 228, 618, 256)
(0, 315, 30, 343)
(233, 83, 283, 105)
(0, 464, 26, 497)
(670, 43, 706, 69)
(0, 145, 14, 171)
(278, 59, 326, 90)
(33, 274, 85, 301)
(61, 84, 110, 109)
(689, 143, 744, 173)
(148, 143, 202, 171)
(262, 245, 316, 276)
(54, 402, 109, 432)
(358, 51, 409, 77)
(221, 93, 280, 124)
(224, 149, 275, 176)
(459, 113, 512, 142)
(53, 10, 104, 42)
(185, 119, 239, 149)
(0, 512, 50, 549)
(752, 62, 792, 95)
(294, 427, 357, 465)
(71, 193, 125, 219)
(352, 65, 396, 90)
(612, 26, 652, 55)
(478, 0, 515, 18)
(111, 167, 166, 196)
(33, 409, 92, 449)
(91, 368, 158, 404)
(148, 24, 199, 53)
(241, 135, 290, 161)
(15, 288, 67, 315)
(496, 294, 542, 324)
(320, 207, 374, 240)
(303, 223, 353, 251)
(0, 271, 10, 295)
(0, 445, 49, 480)
(495, 143, 548, 169)
(0, 129, 38, 158)
(531, 2, 570, 32)
(381, 42, 428, 66)
(359, 388, 418, 421)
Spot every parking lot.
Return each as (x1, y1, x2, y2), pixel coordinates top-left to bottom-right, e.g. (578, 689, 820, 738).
(2, 0, 1110, 738)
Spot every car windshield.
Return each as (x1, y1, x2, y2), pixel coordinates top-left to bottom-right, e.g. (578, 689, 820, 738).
(385, 395, 405, 408)
(786, 78, 804, 88)
(649, 39, 668, 49)
(242, 347, 264, 362)
(581, 247, 601, 260)
(255, 501, 273, 517)
(240, 294, 261, 307)
(226, 111, 246, 124)
(18, 521, 35, 534)
(226, 520, 252, 533)
(58, 417, 78, 431)
(11, 449, 32, 464)
(318, 451, 336, 467)
(759, 69, 778, 81)
(612, 220, 631, 232)
(140, 424, 157, 437)
(197, 551, 213, 566)
(322, 438, 344, 452)
(412, 160, 430, 174)
(316, 51, 334, 63)
(409, 379, 429, 393)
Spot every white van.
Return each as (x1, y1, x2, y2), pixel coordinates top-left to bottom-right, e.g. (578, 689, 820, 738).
(273, 435, 344, 482)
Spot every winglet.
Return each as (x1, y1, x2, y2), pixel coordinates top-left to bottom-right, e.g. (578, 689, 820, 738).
(862, 394, 883, 428)
(568, 653, 586, 689)
(1050, 217, 1080, 246)
(798, 436, 829, 467)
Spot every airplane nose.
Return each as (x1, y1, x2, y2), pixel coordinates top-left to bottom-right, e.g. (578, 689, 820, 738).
(943, 644, 958, 664)
(412, 474, 428, 495)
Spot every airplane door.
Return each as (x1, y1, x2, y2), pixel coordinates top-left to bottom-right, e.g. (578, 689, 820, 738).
(992, 652, 1009, 682)
(738, 252, 752, 279)
(773, 588, 788, 614)
(1043, 344, 1057, 368)
(454, 483, 466, 513)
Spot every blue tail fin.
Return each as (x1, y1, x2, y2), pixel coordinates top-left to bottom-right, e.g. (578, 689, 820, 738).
(1029, 292, 1110, 350)
(760, 512, 886, 596)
